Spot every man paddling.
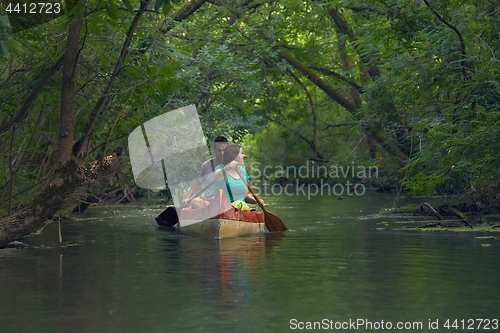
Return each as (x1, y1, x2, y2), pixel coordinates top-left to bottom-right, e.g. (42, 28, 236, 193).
(182, 136, 229, 209)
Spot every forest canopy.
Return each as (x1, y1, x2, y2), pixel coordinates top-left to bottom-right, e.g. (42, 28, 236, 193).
(1, 0, 499, 244)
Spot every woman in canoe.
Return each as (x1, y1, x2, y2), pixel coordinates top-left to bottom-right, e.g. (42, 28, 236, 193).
(213, 144, 261, 211)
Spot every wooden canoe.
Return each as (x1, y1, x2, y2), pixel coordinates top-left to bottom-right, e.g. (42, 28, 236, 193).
(177, 189, 266, 239)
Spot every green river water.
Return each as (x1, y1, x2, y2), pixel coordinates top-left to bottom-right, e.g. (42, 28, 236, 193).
(1, 192, 499, 332)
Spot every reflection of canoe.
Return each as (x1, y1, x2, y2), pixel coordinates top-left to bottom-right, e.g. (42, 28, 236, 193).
(178, 190, 265, 239)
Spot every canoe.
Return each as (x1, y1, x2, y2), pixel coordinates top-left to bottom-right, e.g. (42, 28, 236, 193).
(176, 189, 266, 239)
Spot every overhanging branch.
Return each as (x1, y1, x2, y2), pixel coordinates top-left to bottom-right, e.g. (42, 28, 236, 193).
(275, 46, 358, 114)
(0, 56, 64, 136)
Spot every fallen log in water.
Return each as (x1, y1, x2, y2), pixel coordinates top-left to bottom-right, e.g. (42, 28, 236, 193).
(441, 206, 473, 228)
(422, 202, 444, 221)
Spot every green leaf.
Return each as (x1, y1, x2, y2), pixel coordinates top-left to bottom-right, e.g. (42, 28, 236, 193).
(0, 41, 7, 56)
(122, 0, 134, 13)
(162, 1, 172, 15)
(5, 39, 25, 54)
(106, 2, 121, 20)
(0, 15, 11, 28)
(154, 0, 164, 12)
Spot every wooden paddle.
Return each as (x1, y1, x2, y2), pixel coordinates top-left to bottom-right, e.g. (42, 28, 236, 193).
(235, 169, 288, 232)
(155, 181, 214, 227)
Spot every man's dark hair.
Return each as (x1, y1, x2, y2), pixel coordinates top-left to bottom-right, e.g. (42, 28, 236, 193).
(210, 136, 229, 152)
(213, 136, 228, 143)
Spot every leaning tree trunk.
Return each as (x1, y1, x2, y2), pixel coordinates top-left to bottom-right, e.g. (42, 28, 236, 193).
(0, 156, 120, 247)
(276, 47, 409, 162)
(0, 8, 85, 247)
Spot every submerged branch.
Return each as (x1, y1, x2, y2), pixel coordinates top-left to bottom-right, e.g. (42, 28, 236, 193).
(442, 206, 473, 228)
(422, 202, 443, 220)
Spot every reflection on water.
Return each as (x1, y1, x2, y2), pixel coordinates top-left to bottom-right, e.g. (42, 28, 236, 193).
(161, 233, 285, 307)
(0, 192, 499, 333)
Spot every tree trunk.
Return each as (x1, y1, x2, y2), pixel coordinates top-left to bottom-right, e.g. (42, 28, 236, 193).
(0, 155, 120, 247)
(58, 13, 83, 167)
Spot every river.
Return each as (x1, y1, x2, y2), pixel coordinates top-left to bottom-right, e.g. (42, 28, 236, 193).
(1, 191, 499, 332)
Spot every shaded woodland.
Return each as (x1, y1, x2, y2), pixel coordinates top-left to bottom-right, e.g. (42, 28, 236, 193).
(1, 0, 499, 246)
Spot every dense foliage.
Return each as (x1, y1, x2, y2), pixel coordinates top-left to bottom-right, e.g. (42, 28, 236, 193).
(1, 0, 499, 220)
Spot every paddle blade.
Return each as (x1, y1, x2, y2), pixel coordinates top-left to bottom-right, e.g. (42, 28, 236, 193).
(155, 206, 179, 226)
(263, 208, 288, 232)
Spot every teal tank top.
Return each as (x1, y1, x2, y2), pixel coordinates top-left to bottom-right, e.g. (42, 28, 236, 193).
(214, 164, 249, 202)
